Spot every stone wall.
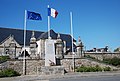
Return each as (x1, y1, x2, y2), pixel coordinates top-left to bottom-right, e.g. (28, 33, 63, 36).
(61, 58, 118, 72)
(0, 59, 45, 75)
(37, 66, 64, 75)
(85, 52, 120, 61)
(25, 59, 45, 75)
(1, 53, 120, 75)
(0, 59, 64, 75)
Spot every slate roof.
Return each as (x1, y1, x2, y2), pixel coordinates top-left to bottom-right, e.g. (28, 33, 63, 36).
(38, 29, 76, 47)
(0, 27, 76, 48)
(38, 29, 57, 39)
(0, 27, 43, 46)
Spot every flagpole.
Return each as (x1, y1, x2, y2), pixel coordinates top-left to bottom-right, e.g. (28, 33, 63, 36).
(23, 10, 27, 75)
(48, 5, 51, 39)
(70, 12, 75, 72)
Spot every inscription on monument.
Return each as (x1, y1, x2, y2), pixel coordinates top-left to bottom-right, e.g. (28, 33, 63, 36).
(45, 39, 56, 66)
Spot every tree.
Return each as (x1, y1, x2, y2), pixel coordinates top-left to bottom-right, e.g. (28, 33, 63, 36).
(114, 47, 120, 52)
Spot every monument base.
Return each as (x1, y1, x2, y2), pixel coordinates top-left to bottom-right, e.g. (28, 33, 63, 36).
(38, 66, 65, 75)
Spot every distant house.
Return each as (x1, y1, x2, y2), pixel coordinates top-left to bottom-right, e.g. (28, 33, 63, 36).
(86, 46, 109, 52)
(0, 27, 76, 59)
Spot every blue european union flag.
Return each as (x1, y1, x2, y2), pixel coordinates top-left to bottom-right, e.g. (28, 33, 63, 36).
(27, 11, 42, 20)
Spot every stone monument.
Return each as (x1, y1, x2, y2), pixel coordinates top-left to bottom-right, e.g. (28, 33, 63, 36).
(45, 39, 56, 66)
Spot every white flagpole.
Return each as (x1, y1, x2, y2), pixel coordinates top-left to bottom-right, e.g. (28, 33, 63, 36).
(70, 12, 74, 53)
(48, 5, 51, 39)
(23, 10, 27, 75)
(70, 12, 75, 72)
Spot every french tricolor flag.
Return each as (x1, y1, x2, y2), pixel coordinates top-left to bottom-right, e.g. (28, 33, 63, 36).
(48, 8, 58, 18)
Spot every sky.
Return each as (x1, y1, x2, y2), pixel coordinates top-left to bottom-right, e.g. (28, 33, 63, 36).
(0, 0, 120, 51)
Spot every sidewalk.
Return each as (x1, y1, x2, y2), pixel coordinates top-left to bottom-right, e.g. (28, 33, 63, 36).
(1, 71, 120, 81)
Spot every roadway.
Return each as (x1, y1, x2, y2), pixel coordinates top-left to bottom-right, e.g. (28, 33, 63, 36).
(50, 75, 120, 81)
(1, 72, 120, 81)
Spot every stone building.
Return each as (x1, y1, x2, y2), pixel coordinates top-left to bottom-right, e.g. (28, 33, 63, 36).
(0, 35, 22, 58)
(0, 27, 78, 60)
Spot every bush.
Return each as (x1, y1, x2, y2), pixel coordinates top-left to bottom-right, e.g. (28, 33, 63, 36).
(103, 57, 120, 66)
(76, 65, 103, 72)
(95, 65, 102, 71)
(76, 65, 86, 72)
(0, 56, 10, 63)
(103, 67, 111, 71)
(0, 69, 20, 78)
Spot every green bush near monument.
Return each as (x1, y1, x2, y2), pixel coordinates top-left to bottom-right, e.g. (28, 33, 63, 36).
(0, 69, 20, 78)
(76, 65, 111, 72)
(0, 56, 10, 63)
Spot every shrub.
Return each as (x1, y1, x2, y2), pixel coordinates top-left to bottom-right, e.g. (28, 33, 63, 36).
(0, 69, 20, 78)
(76, 65, 86, 72)
(103, 57, 120, 66)
(76, 65, 103, 72)
(103, 67, 111, 71)
(95, 65, 102, 72)
(0, 56, 10, 63)
(89, 66, 96, 72)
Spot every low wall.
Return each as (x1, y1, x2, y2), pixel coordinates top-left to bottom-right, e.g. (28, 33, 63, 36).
(1, 53, 120, 75)
(0, 59, 45, 75)
(61, 58, 118, 72)
(85, 52, 120, 61)
(0, 60, 64, 75)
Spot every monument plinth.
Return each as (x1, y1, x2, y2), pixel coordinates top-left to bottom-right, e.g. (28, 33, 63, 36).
(45, 39, 56, 66)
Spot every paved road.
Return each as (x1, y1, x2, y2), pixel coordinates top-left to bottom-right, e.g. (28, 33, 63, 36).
(50, 75, 120, 81)
(1, 72, 120, 81)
